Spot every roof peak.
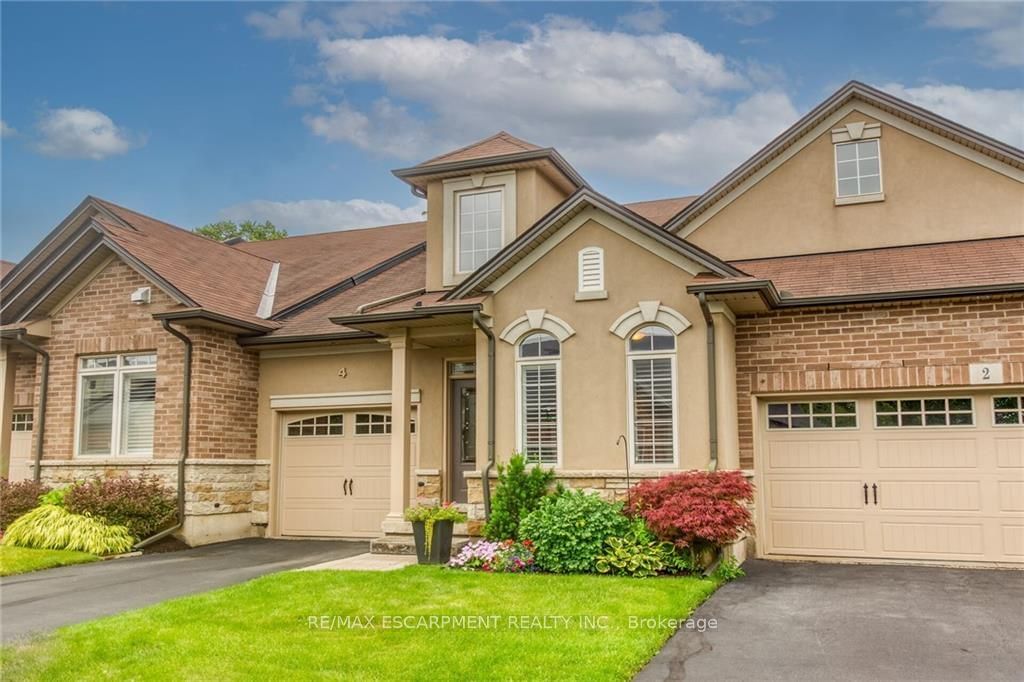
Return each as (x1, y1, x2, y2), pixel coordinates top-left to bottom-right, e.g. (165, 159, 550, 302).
(415, 130, 544, 168)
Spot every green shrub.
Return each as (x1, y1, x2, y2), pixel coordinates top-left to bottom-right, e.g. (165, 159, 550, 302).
(3, 505, 134, 555)
(64, 475, 177, 541)
(39, 486, 69, 507)
(0, 479, 51, 530)
(710, 555, 745, 582)
(596, 518, 694, 577)
(518, 490, 629, 573)
(484, 454, 556, 540)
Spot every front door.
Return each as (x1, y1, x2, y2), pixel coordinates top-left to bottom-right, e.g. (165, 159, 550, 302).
(449, 379, 477, 503)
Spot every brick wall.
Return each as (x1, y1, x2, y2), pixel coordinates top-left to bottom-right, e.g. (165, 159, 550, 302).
(13, 355, 36, 407)
(26, 258, 259, 462)
(734, 295, 1024, 468)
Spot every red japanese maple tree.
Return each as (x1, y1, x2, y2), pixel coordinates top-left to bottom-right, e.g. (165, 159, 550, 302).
(627, 470, 755, 549)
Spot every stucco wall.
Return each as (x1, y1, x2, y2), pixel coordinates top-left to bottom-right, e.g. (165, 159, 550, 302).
(733, 294, 1024, 468)
(487, 216, 712, 471)
(686, 107, 1024, 260)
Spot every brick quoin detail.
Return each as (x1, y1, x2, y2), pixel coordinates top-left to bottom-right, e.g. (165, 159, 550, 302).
(25, 258, 259, 461)
(734, 295, 1024, 469)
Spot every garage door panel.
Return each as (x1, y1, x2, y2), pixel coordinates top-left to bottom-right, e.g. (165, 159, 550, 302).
(767, 440, 861, 469)
(876, 480, 981, 512)
(881, 522, 984, 557)
(877, 438, 977, 468)
(771, 519, 866, 552)
(768, 479, 865, 510)
(995, 438, 1024, 468)
(760, 393, 1024, 565)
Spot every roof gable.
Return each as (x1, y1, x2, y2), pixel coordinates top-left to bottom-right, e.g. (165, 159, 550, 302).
(417, 132, 542, 167)
(666, 81, 1024, 236)
(446, 188, 742, 299)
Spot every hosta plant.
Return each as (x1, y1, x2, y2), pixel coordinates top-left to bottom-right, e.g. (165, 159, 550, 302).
(596, 519, 693, 577)
(3, 505, 134, 555)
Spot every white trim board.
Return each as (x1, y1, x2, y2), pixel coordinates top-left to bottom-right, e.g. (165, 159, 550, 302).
(269, 389, 422, 410)
(676, 100, 1024, 240)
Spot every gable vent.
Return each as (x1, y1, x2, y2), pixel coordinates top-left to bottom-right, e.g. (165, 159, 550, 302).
(578, 247, 605, 293)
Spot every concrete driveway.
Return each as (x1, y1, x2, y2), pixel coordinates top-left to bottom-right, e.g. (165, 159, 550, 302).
(638, 559, 1023, 682)
(1, 538, 366, 642)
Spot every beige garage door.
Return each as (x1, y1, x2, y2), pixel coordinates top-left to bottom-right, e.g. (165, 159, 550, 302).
(759, 391, 1024, 565)
(278, 410, 416, 538)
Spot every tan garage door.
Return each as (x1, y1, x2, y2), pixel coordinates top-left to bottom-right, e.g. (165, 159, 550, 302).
(278, 410, 416, 538)
(759, 391, 1024, 565)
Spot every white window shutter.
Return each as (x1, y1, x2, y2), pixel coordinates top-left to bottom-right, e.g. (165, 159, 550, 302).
(578, 247, 604, 292)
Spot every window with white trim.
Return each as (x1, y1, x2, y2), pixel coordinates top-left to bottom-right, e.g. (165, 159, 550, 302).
(457, 189, 503, 273)
(287, 414, 342, 437)
(577, 247, 605, 293)
(993, 396, 1024, 426)
(11, 410, 33, 432)
(768, 401, 857, 429)
(835, 139, 881, 198)
(875, 397, 973, 428)
(517, 332, 560, 465)
(355, 413, 391, 435)
(628, 326, 676, 465)
(77, 353, 156, 457)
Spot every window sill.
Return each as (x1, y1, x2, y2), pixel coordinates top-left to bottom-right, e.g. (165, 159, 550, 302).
(835, 192, 884, 206)
(575, 290, 608, 301)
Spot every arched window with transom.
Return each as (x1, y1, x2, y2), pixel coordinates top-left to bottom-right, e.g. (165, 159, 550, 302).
(516, 332, 561, 465)
(627, 325, 677, 465)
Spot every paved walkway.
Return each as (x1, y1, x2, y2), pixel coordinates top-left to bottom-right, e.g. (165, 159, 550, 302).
(1, 538, 366, 642)
(637, 559, 1024, 681)
(299, 552, 417, 571)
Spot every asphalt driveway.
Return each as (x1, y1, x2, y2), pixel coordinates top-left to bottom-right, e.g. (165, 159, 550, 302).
(638, 559, 1023, 681)
(1, 538, 366, 642)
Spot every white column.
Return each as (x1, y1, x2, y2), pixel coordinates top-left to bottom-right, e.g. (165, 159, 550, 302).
(0, 347, 15, 477)
(385, 329, 412, 526)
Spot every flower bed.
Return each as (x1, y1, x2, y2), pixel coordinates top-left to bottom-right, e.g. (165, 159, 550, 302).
(448, 539, 536, 573)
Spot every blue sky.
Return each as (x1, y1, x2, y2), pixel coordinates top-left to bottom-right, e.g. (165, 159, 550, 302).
(2, 1, 1022, 261)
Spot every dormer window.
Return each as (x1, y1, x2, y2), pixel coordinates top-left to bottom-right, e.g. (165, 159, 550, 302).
(442, 171, 517, 286)
(835, 140, 881, 198)
(458, 190, 503, 272)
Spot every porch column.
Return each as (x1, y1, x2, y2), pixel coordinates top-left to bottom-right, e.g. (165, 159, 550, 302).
(0, 347, 15, 477)
(385, 329, 412, 525)
(709, 303, 741, 471)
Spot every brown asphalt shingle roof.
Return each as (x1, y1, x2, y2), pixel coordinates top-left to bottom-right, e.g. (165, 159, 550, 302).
(416, 132, 542, 167)
(0, 260, 16, 279)
(707, 236, 1024, 300)
(622, 196, 699, 226)
(232, 222, 425, 315)
(93, 199, 276, 326)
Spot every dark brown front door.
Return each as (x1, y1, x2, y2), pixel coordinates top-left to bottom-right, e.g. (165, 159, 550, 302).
(449, 379, 476, 503)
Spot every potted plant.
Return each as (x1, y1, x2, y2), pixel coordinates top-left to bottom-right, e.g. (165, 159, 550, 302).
(404, 502, 467, 564)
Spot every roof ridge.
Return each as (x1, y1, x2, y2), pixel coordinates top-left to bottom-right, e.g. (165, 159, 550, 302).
(90, 196, 279, 266)
(730, 234, 1024, 264)
(623, 195, 700, 206)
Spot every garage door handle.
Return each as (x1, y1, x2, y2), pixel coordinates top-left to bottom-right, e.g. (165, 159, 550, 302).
(343, 479, 350, 496)
(349, 479, 354, 496)
(872, 483, 878, 506)
(863, 483, 869, 505)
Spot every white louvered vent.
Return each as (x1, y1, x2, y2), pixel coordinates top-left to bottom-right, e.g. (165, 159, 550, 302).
(577, 247, 605, 294)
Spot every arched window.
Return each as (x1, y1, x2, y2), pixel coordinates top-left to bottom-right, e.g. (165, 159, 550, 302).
(286, 414, 343, 437)
(627, 326, 676, 465)
(516, 332, 561, 465)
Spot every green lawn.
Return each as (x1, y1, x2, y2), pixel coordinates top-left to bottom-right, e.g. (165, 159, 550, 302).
(2, 566, 719, 681)
(0, 546, 98, 576)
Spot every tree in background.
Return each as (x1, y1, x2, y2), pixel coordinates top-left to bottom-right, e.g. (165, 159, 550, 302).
(194, 219, 287, 242)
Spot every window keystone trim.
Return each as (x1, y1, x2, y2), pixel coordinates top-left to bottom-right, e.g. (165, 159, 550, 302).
(610, 301, 691, 338)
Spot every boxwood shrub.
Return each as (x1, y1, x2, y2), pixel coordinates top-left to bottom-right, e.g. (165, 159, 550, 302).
(518, 490, 629, 573)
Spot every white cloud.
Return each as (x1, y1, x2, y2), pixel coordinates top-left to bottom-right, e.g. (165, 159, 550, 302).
(35, 108, 141, 160)
(246, 2, 428, 40)
(714, 2, 776, 27)
(926, 2, 1024, 67)
(616, 3, 669, 34)
(298, 18, 796, 187)
(882, 83, 1024, 148)
(219, 198, 426, 234)
(0, 120, 15, 137)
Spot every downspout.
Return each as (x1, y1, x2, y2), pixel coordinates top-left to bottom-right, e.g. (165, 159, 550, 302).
(697, 293, 719, 472)
(134, 319, 191, 550)
(11, 334, 49, 483)
(473, 311, 496, 519)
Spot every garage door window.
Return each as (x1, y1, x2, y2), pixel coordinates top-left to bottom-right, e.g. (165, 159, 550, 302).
(767, 401, 857, 429)
(287, 414, 343, 437)
(11, 410, 33, 432)
(993, 396, 1024, 425)
(875, 397, 973, 427)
